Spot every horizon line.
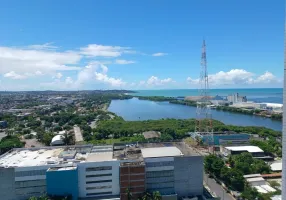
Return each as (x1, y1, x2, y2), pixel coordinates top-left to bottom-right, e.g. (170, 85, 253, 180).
(0, 87, 283, 92)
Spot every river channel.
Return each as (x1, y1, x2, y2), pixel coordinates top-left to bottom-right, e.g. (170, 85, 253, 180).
(108, 98, 282, 131)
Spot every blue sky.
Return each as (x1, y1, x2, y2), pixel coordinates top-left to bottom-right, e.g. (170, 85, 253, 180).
(0, 0, 284, 90)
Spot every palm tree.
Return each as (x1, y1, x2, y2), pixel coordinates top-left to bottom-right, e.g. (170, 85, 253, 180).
(5, 129, 13, 137)
(141, 192, 152, 200)
(126, 188, 132, 200)
(28, 195, 49, 200)
(62, 132, 73, 145)
(152, 191, 162, 200)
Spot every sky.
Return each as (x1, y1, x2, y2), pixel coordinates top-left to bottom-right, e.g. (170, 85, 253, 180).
(0, 0, 284, 91)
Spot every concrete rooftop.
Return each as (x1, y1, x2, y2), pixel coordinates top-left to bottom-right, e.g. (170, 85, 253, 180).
(141, 147, 183, 158)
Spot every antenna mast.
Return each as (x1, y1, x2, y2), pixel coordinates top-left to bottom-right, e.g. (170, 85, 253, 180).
(195, 40, 214, 152)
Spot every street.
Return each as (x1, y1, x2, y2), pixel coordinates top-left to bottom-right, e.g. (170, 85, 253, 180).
(204, 173, 234, 200)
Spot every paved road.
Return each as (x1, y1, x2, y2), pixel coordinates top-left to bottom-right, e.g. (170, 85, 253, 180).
(204, 173, 234, 200)
(74, 125, 83, 142)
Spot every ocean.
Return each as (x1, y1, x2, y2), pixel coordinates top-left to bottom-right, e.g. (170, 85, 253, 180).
(130, 88, 283, 104)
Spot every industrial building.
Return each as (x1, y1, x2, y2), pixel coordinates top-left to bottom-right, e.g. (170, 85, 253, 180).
(221, 145, 273, 161)
(189, 132, 250, 146)
(0, 143, 203, 200)
(227, 93, 247, 104)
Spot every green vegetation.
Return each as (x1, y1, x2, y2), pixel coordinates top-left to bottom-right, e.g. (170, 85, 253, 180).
(0, 93, 131, 153)
(88, 118, 223, 143)
(0, 136, 25, 154)
(136, 96, 176, 102)
(271, 113, 283, 120)
(28, 195, 71, 200)
(250, 138, 282, 157)
(205, 153, 272, 199)
(169, 99, 197, 106)
(89, 117, 281, 145)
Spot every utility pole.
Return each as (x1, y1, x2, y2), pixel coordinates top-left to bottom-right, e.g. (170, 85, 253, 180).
(195, 40, 214, 153)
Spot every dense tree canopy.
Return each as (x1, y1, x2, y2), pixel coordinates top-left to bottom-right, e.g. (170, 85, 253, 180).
(204, 152, 271, 193)
(92, 117, 281, 146)
(0, 136, 25, 154)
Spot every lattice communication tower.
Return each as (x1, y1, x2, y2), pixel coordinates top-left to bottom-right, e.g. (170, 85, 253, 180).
(195, 40, 214, 150)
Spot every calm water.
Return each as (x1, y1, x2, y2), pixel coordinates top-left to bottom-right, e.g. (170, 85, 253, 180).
(130, 88, 283, 104)
(108, 98, 282, 131)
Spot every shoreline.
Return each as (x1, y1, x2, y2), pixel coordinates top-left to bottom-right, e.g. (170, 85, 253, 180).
(128, 95, 283, 121)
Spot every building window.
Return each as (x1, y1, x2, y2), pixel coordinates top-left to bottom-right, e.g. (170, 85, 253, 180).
(86, 180, 112, 184)
(145, 161, 174, 167)
(86, 192, 112, 196)
(86, 185, 112, 190)
(86, 173, 112, 178)
(86, 166, 112, 171)
(146, 170, 174, 178)
(15, 180, 46, 188)
(15, 170, 47, 177)
(147, 182, 174, 189)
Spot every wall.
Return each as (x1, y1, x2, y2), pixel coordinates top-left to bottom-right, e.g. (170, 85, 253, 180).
(120, 164, 145, 200)
(14, 165, 51, 199)
(145, 157, 175, 195)
(46, 168, 78, 200)
(0, 168, 17, 200)
(77, 160, 120, 198)
(0, 165, 70, 200)
(174, 156, 203, 197)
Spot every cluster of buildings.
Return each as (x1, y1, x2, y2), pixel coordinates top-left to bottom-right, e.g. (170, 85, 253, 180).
(0, 92, 82, 115)
(227, 93, 247, 104)
(0, 142, 203, 200)
(243, 174, 277, 194)
(208, 93, 283, 113)
(190, 131, 284, 198)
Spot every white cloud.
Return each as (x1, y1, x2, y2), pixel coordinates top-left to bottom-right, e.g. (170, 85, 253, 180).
(254, 71, 278, 84)
(94, 72, 125, 87)
(4, 71, 26, 80)
(27, 42, 58, 50)
(139, 81, 146, 86)
(41, 63, 125, 89)
(35, 71, 44, 75)
(152, 52, 168, 57)
(115, 59, 135, 65)
(4, 70, 45, 80)
(64, 77, 74, 86)
(146, 76, 175, 86)
(53, 72, 63, 79)
(0, 46, 81, 76)
(80, 44, 133, 57)
(187, 69, 281, 86)
(0, 43, 139, 83)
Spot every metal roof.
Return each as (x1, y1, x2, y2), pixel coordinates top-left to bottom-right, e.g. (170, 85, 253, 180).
(225, 146, 264, 153)
(270, 162, 282, 171)
(246, 177, 265, 182)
